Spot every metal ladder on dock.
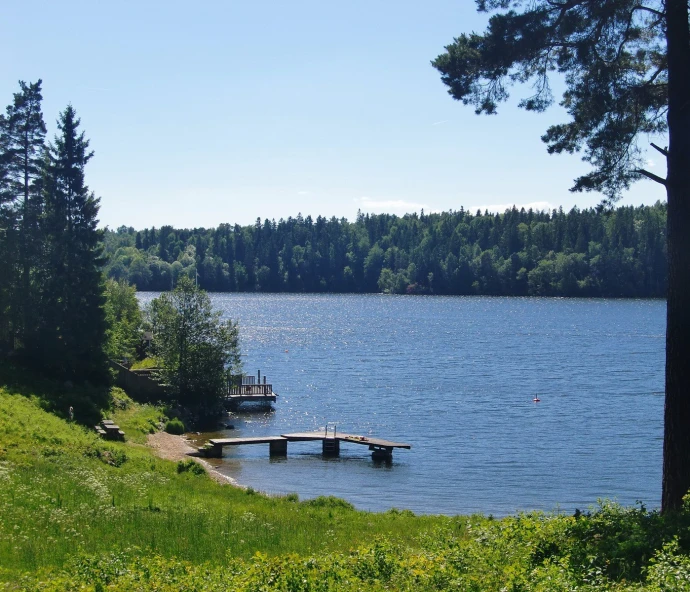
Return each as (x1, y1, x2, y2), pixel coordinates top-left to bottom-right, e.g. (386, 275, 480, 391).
(323, 422, 339, 456)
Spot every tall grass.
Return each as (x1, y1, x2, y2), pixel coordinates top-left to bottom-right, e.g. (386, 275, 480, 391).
(0, 385, 451, 574)
(2, 370, 690, 590)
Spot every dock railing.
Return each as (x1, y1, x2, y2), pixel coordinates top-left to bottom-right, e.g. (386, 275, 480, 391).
(227, 370, 273, 397)
(228, 383, 274, 396)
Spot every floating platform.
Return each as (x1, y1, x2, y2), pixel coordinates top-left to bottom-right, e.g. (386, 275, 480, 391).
(225, 392, 277, 409)
(225, 371, 277, 410)
(201, 430, 411, 460)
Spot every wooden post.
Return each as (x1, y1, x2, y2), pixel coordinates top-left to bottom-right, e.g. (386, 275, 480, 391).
(370, 446, 393, 461)
(269, 439, 288, 456)
(207, 444, 223, 458)
(322, 439, 340, 456)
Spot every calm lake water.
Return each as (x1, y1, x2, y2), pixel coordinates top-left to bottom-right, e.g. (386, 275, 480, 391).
(137, 293, 665, 516)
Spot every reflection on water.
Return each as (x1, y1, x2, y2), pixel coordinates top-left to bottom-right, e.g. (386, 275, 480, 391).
(138, 293, 665, 516)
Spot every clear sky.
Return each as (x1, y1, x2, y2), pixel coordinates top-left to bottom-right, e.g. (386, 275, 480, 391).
(2, 0, 667, 230)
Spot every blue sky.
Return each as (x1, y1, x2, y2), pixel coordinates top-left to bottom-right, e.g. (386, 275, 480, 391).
(2, 0, 667, 230)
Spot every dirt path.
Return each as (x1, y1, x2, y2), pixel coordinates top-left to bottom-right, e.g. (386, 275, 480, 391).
(146, 431, 240, 486)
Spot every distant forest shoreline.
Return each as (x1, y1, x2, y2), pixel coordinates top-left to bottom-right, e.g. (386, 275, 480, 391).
(104, 203, 667, 298)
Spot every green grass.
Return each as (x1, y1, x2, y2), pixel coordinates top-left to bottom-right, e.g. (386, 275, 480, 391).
(129, 357, 159, 370)
(2, 366, 690, 590)
(108, 387, 163, 444)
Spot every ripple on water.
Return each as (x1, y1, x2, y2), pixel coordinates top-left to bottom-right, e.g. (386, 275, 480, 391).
(137, 293, 665, 515)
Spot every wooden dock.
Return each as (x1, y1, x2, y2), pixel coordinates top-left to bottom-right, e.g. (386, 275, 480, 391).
(225, 370, 277, 410)
(201, 430, 411, 460)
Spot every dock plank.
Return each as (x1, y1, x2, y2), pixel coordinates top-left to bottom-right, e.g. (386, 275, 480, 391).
(281, 432, 411, 449)
(209, 436, 287, 446)
(339, 435, 411, 449)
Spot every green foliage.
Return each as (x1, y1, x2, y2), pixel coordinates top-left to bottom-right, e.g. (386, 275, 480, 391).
(104, 279, 142, 363)
(35, 104, 107, 383)
(647, 539, 690, 591)
(86, 444, 128, 468)
(176, 459, 205, 476)
(0, 360, 108, 426)
(432, 0, 668, 199)
(164, 418, 185, 435)
(4, 373, 690, 590)
(147, 277, 241, 421)
(430, 0, 690, 513)
(0, 80, 46, 352)
(109, 387, 131, 411)
(109, 395, 163, 444)
(130, 357, 158, 370)
(305, 495, 356, 511)
(103, 203, 668, 298)
(0, 378, 448, 579)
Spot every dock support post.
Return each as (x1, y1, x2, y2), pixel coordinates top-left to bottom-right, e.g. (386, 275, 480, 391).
(370, 446, 393, 460)
(269, 439, 288, 456)
(322, 439, 340, 457)
(206, 444, 223, 458)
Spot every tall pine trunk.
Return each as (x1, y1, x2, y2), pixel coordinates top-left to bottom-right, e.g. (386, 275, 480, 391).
(661, 0, 690, 512)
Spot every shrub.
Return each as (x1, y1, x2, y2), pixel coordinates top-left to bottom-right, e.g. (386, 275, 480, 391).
(176, 459, 205, 476)
(164, 418, 185, 434)
(130, 357, 159, 370)
(305, 496, 355, 510)
(110, 387, 132, 410)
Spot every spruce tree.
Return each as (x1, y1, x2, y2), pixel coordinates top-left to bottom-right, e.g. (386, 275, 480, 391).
(38, 105, 107, 382)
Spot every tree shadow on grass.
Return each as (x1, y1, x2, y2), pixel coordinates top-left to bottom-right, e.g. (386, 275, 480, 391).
(0, 359, 109, 427)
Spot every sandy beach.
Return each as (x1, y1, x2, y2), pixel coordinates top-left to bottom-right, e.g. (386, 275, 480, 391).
(146, 431, 240, 486)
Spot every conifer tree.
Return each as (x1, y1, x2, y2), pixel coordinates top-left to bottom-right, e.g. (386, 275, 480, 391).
(0, 116, 13, 347)
(0, 80, 46, 347)
(433, 0, 689, 511)
(38, 105, 107, 382)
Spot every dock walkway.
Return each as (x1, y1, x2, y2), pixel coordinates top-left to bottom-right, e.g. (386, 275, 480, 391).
(202, 430, 411, 460)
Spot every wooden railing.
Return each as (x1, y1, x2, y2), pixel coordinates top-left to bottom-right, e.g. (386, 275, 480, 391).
(228, 383, 274, 396)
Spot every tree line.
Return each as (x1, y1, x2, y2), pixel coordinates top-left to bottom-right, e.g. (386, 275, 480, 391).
(104, 203, 668, 298)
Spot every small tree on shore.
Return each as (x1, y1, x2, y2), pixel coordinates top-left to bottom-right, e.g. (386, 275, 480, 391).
(104, 279, 142, 363)
(146, 276, 241, 422)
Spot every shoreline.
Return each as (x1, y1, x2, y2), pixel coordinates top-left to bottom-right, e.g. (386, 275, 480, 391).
(146, 431, 242, 487)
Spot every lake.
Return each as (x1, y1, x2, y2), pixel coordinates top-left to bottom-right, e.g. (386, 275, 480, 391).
(137, 293, 665, 516)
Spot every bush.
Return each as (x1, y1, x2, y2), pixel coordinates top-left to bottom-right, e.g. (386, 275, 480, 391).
(110, 387, 132, 410)
(164, 418, 185, 434)
(130, 357, 158, 370)
(305, 496, 355, 510)
(176, 459, 205, 476)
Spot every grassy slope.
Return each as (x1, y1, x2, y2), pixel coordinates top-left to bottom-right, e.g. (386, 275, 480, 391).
(1, 372, 690, 590)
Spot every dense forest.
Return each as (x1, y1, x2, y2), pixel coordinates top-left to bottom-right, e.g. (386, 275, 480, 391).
(105, 202, 667, 297)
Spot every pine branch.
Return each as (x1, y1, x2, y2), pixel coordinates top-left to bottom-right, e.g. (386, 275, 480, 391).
(635, 168, 667, 185)
(650, 142, 668, 156)
(632, 5, 665, 18)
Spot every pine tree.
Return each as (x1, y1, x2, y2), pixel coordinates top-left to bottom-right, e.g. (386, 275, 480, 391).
(0, 113, 13, 347)
(433, 0, 689, 511)
(37, 105, 107, 382)
(0, 80, 46, 347)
